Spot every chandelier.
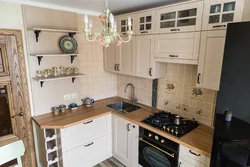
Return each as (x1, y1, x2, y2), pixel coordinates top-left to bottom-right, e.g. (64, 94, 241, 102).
(83, 0, 133, 47)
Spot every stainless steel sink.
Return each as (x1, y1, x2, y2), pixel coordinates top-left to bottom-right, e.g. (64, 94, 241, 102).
(106, 101, 141, 114)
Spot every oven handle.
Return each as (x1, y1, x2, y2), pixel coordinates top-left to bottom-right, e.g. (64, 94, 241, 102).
(139, 137, 175, 158)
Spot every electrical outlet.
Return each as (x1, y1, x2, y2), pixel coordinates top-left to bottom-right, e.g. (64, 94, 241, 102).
(64, 94, 70, 100)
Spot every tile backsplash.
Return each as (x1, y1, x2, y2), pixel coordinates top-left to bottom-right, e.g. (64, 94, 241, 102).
(117, 63, 217, 127)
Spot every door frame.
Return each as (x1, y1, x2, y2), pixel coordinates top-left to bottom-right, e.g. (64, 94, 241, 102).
(0, 29, 36, 167)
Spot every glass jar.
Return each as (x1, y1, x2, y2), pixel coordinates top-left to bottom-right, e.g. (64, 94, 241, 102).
(46, 69, 52, 77)
(36, 70, 43, 78)
(65, 68, 71, 75)
(43, 71, 49, 78)
(52, 67, 58, 71)
(59, 66, 65, 76)
(52, 70, 58, 77)
(72, 68, 78, 74)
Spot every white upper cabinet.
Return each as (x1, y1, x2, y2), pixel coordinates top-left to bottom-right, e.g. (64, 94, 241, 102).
(134, 35, 165, 79)
(202, 0, 249, 30)
(155, 32, 201, 65)
(197, 30, 226, 90)
(156, 1, 204, 33)
(135, 11, 156, 35)
(116, 15, 136, 36)
(104, 43, 117, 73)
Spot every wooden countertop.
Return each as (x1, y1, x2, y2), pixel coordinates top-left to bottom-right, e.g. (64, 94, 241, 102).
(32, 97, 214, 157)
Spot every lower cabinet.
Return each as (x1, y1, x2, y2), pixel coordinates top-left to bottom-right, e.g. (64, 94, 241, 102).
(197, 30, 226, 90)
(112, 114, 139, 167)
(179, 145, 210, 167)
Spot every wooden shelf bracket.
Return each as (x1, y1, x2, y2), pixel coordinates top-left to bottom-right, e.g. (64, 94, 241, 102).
(72, 77, 76, 83)
(37, 56, 43, 66)
(34, 30, 41, 42)
(70, 55, 77, 64)
(40, 81, 44, 88)
(69, 32, 76, 38)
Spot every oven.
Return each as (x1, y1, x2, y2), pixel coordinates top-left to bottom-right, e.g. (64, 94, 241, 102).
(139, 127, 179, 167)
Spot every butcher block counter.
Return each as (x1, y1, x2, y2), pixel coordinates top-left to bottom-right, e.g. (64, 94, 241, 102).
(33, 97, 214, 157)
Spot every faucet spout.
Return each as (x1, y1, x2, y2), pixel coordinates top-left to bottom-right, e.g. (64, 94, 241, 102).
(124, 83, 137, 105)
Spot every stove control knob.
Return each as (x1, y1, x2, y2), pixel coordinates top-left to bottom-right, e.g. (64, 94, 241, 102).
(163, 126, 166, 130)
(175, 130, 179, 136)
(161, 139, 165, 143)
(171, 129, 174, 133)
(167, 127, 170, 132)
(148, 133, 152, 137)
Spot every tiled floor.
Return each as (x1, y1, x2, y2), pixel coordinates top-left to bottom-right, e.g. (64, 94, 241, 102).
(94, 157, 125, 167)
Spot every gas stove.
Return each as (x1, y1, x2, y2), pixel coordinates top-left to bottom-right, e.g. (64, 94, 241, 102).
(142, 111, 199, 138)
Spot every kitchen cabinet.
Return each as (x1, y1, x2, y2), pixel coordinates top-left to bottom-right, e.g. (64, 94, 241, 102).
(116, 14, 136, 36)
(135, 11, 156, 35)
(179, 145, 210, 167)
(112, 115, 139, 167)
(155, 32, 201, 65)
(156, 1, 203, 33)
(104, 38, 134, 75)
(202, 0, 250, 30)
(134, 35, 165, 79)
(197, 30, 226, 90)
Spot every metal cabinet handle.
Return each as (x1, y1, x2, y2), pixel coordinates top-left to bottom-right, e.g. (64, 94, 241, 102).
(141, 31, 148, 34)
(127, 123, 130, 131)
(122, 33, 127, 35)
(115, 64, 118, 71)
(213, 25, 226, 28)
(169, 55, 178, 58)
(189, 150, 201, 156)
(12, 112, 24, 119)
(117, 64, 120, 71)
(171, 29, 180, 32)
(149, 68, 152, 76)
(83, 120, 93, 124)
(84, 142, 94, 147)
(197, 73, 201, 84)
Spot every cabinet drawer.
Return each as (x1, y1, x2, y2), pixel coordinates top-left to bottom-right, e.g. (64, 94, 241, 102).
(180, 145, 207, 164)
(61, 114, 111, 150)
(62, 135, 110, 167)
(180, 158, 206, 167)
(155, 32, 200, 60)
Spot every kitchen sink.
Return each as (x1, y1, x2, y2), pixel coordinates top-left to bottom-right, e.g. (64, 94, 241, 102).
(106, 101, 141, 114)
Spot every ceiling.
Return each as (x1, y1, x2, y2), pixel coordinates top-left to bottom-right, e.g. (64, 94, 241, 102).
(3, 0, 188, 15)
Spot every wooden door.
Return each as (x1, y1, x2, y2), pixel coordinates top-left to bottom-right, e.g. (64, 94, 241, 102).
(116, 38, 134, 75)
(202, 0, 244, 30)
(0, 30, 36, 167)
(134, 35, 154, 78)
(103, 43, 117, 73)
(135, 11, 155, 35)
(197, 30, 226, 90)
(156, 1, 203, 33)
(112, 115, 131, 167)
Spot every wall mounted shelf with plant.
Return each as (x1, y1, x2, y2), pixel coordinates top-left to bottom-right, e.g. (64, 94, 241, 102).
(30, 54, 85, 65)
(33, 73, 85, 87)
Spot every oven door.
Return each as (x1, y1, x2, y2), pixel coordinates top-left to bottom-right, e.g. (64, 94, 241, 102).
(139, 137, 178, 167)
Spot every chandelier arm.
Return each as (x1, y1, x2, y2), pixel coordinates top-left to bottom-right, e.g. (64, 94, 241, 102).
(116, 34, 132, 43)
(85, 33, 101, 42)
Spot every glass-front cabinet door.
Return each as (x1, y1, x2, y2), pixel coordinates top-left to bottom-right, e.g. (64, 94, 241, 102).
(135, 11, 155, 35)
(202, 0, 245, 30)
(156, 1, 204, 33)
(116, 15, 135, 36)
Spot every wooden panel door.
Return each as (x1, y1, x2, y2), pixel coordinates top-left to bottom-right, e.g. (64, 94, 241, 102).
(116, 38, 134, 75)
(0, 31, 36, 167)
(135, 11, 156, 35)
(202, 0, 245, 30)
(103, 43, 117, 73)
(112, 115, 131, 167)
(197, 30, 226, 90)
(134, 35, 154, 78)
(116, 15, 136, 36)
(130, 123, 139, 167)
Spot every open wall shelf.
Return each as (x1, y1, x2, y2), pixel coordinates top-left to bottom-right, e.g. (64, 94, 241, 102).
(33, 73, 85, 87)
(31, 28, 81, 42)
(30, 53, 84, 65)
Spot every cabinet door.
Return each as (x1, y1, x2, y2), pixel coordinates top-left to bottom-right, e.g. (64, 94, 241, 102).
(112, 115, 131, 166)
(155, 32, 200, 61)
(135, 11, 155, 35)
(116, 15, 136, 36)
(202, 0, 245, 30)
(156, 1, 203, 33)
(179, 159, 195, 167)
(130, 123, 139, 167)
(116, 38, 134, 75)
(104, 43, 117, 73)
(134, 35, 154, 78)
(197, 30, 226, 90)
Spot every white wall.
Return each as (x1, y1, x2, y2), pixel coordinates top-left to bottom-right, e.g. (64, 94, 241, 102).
(0, 2, 34, 116)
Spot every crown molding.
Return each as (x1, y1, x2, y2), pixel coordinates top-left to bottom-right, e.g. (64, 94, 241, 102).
(0, 0, 102, 16)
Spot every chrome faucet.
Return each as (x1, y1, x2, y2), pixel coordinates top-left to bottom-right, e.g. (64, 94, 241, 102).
(124, 83, 138, 105)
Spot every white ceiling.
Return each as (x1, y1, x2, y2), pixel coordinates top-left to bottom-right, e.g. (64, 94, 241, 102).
(2, 0, 188, 15)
